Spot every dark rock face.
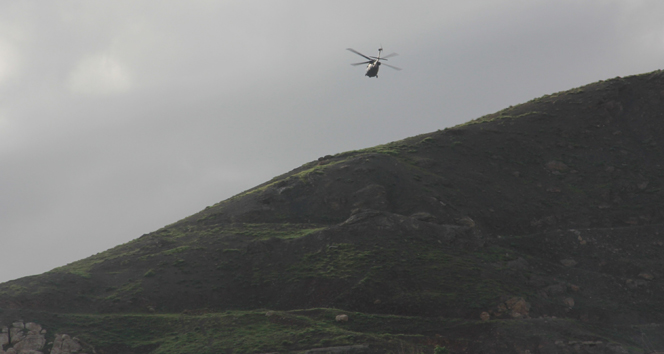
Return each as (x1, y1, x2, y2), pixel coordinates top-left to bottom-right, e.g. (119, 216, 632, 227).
(3, 71, 664, 352)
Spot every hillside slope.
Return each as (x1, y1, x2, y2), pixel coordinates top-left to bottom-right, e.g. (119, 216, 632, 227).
(2, 71, 664, 353)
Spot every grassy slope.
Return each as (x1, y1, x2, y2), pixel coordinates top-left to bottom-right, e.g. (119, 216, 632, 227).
(6, 308, 659, 354)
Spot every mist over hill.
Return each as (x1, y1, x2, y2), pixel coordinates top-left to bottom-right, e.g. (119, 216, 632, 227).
(2, 71, 664, 353)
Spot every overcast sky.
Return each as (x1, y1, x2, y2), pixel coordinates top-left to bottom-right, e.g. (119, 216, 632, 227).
(1, 1, 664, 283)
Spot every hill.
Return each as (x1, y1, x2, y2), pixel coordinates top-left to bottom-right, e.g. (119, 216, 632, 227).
(2, 71, 664, 353)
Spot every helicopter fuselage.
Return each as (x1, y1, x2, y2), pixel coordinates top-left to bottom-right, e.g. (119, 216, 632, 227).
(365, 61, 380, 77)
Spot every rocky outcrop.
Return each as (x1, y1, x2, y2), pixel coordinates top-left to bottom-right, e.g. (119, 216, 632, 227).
(0, 321, 85, 354)
(1, 321, 46, 354)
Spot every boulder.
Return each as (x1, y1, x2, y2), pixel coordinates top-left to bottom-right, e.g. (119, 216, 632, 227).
(24, 323, 41, 332)
(335, 314, 349, 322)
(457, 216, 475, 228)
(626, 279, 648, 289)
(410, 212, 437, 222)
(505, 297, 530, 318)
(545, 160, 569, 172)
(12, 330, 46, 353)
(507, 257, 529, 271)
(0, 331, 8, 347)
(50, 334, 82, 354)
(560, 259, 578, 267)
(10, 327, 24, 343)
(544, 283, 566, 296)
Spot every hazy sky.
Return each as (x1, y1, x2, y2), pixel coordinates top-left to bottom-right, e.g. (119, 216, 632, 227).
(1, 1, 664, 283)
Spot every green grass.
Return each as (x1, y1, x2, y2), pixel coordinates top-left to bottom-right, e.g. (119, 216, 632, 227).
(10, 307, 648, 354)
(457, 111, 551, 127)
(345, 142, 405, 157)
(104, 279, 143, 301)
(229, 159, 346, 200)
(0, 283, 28, 296)
(162, 246, 190, 255)
(292, 161, 343, 183)
(35, 310, 426, 354)
(229, 223, 326, 240)
(288, 243, 373, 280)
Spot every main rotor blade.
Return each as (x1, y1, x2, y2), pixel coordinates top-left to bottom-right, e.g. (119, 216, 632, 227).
(369, 53, 397, 60)
(351, 61, 372, 66)
(383, 63, 402, 71)
(346, 48, 372, 61)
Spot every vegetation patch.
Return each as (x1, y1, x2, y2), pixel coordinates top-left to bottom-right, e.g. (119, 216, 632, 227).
(288, 243, 373, 280)
(33, 310, 425, 354)
(162, 246, 190, 256)
(229, 223, 326, 240)
(458, 111, 551, 127)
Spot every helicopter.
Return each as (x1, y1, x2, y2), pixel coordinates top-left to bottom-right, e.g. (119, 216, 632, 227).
(346, 47, 401, 78)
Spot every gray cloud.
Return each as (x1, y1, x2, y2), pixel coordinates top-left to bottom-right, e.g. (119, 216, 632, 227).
(1, 1, 664, 282)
